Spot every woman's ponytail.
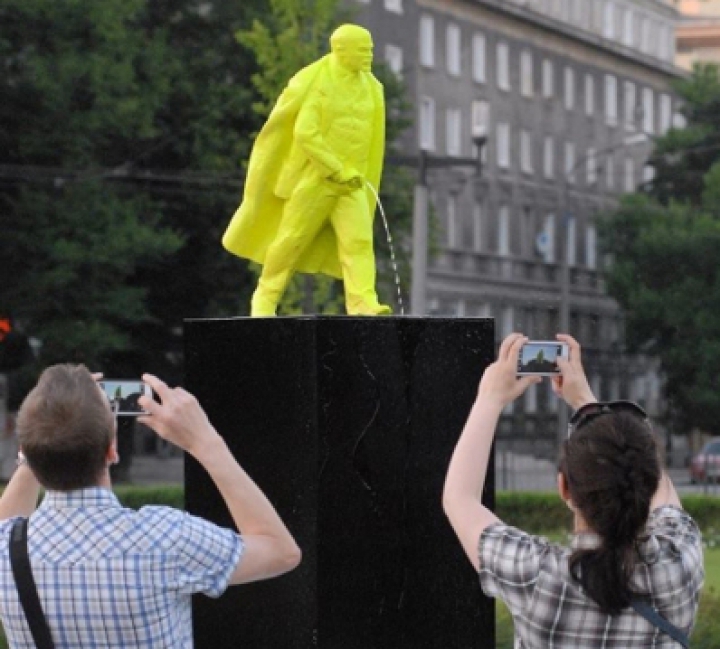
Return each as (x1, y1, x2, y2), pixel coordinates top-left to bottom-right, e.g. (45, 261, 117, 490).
(562, 411, 661, 615)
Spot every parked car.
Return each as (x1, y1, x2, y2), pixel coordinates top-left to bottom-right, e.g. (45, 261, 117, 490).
(689, 438, 720, 483)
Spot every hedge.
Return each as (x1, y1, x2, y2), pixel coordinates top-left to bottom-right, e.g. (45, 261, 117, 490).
(496, 491, 720, 537)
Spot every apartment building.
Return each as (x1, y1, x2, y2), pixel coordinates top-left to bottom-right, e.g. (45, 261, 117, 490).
(352, 0, 684, 446)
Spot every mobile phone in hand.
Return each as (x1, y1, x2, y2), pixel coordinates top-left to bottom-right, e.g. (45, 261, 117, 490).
(98, 380, 152, 416)
(517, 341, 569, 376)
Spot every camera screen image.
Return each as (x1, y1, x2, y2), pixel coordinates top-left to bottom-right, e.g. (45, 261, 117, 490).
(517, 344, 564, 375)
(100, 381, 147, 414)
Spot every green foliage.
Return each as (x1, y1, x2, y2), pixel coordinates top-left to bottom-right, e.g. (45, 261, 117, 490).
(650, 63, 720, 206)
(0, 0, 265, 377)
(601, 63, 720, 433)
(113, 484, 184, 509)
(496, 491, 573, 533)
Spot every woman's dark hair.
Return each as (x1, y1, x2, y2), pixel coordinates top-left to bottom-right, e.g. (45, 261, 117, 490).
(559, 411, 661, 615)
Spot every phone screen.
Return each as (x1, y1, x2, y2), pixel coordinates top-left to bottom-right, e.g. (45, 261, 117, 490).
(517, 343, 567, 375)
(99, 380, 150, 416)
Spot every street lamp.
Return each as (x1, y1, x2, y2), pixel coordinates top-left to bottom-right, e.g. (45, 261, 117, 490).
(409, 100, 490, 315)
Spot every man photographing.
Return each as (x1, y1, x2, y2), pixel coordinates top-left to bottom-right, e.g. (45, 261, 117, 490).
(0, 365, 300, 647)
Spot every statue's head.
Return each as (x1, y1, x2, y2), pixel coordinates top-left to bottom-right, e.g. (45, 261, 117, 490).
(330, 24, 373, 73)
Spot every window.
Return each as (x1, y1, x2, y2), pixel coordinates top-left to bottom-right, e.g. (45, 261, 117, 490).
(587, 147, 597, 185)
(606, 154, 615, 190)
(585, 74, 595, 116)
(471, 100, 489, 139)
(420, 15, 435, 68)
(565, 142, 576, 183)
(446, 108, 461, 156)
(542, 59, 554, 98)
(497, 42, 510, 91)
(659, 25, 670, 61)
(473, 202, 483, 251)
(566, 215, 576, 266)
(446, 23, 461, 76)
(564, 66, 575, 110)
(521, 50, 534, 97)
(586, 224, 597, 269)
(641, 17, 651, 53)
(498, 205, 510, 255)
(605, 74, 617, 125)
(624, 81, 636, 129)
(542, 215, 555, 263)
(643, 165, 656, 183)
(543, 136, 554, 179)
(419, 97, 436, 150)
(521, 130, 533, 173)
(603, 1, 615, 39)
(384, 44, 403, 78)
(472, 33, 486, 83)
(447, 195, 458, 247)
(525, 382, 538, 413)
(642, 87, 654, 134)
(497, 123, 510, 169)
(384, 0, 403, 13)
(501, 304, 514, 336)
(660, 93, 672, 134)
(623, 9, 634, 47)
(624, 157, 635, 192)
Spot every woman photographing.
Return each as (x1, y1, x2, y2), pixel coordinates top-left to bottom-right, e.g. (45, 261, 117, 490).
(443, 333, 703, 647)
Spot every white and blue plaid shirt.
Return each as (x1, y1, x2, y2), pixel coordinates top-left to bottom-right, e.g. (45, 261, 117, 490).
(0, 488, 243, 648)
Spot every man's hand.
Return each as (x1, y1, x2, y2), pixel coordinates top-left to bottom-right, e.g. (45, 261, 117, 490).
(552, 334, 597, 410)
(329, 167, 363, 190)
(138, 374, 220, 458)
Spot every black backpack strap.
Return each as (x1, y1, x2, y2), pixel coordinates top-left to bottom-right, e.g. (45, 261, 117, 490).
(9, 517, 56, 649)
(631, 599, 689, 648)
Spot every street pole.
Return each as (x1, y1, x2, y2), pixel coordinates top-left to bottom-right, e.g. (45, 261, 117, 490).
(410, 151, 429, 315)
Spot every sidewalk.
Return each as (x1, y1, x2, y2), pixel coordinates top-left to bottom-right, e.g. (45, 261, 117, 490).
(126, 455, 184, 485)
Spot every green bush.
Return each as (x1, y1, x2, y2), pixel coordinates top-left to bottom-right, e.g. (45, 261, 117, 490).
(495, 492, 572, 534)
(496, 491, 720, 537)
(113, 485, 184, 510)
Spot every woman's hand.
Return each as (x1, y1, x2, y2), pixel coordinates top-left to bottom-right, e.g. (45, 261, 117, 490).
(551, 334, 597, 411)
(477, 333, 541, 409)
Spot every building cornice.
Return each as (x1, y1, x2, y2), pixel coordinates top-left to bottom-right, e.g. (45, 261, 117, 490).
(465, 0, 688, 79)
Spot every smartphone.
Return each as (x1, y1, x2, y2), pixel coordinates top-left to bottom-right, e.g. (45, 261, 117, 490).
(98, 380, 152, 416)
(517, 341, 569, 376)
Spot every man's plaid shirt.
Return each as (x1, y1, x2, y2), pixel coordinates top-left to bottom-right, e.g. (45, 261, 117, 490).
(479, 505, 704, 648)
(0, 488, 243, 648)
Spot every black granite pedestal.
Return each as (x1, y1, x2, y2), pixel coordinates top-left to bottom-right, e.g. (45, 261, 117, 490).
(184, 316, 495, 649)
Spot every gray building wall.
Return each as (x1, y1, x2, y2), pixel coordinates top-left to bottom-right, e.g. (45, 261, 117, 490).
(350, 0, 683, 451)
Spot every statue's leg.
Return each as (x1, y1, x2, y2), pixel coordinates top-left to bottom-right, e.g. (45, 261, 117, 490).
(252, 182, 335, 316)
(331, 191, 391, 316)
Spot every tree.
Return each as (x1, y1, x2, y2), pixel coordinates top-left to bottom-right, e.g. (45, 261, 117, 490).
(237, 0, 413, 315)
(600, 63, 720, 432)
(0, 0, 265, 371)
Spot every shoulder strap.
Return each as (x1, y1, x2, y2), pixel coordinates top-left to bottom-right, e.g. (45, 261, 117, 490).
(9, 517, 56, 649)
(631, 599, 689, 648)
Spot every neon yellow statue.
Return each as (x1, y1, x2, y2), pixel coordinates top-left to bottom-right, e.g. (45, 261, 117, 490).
(223, 24, 391, 317)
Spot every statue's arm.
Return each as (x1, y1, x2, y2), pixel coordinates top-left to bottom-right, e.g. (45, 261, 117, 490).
(294, 90, 345, 179)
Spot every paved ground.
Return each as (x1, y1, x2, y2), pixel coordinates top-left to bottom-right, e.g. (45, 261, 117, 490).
(126, 453, 720, 496)
(125, 455, 184, 485)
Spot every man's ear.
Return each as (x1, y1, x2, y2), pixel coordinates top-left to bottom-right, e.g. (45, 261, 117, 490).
(106, 439, 119, 466)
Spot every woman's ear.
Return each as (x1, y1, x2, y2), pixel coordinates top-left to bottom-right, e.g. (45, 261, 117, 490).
(557, 471, 572, 505)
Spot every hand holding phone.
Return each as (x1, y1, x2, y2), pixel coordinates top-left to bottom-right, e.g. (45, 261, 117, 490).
(98, 380, 153, 416)
(517, 341, 570, 376)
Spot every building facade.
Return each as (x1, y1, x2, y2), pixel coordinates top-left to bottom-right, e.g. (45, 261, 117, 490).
(352, 0, 683, 458)
(676, 0, 720, 69)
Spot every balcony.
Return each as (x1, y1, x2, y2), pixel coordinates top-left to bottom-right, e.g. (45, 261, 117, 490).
(431, 249, 604, 293)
